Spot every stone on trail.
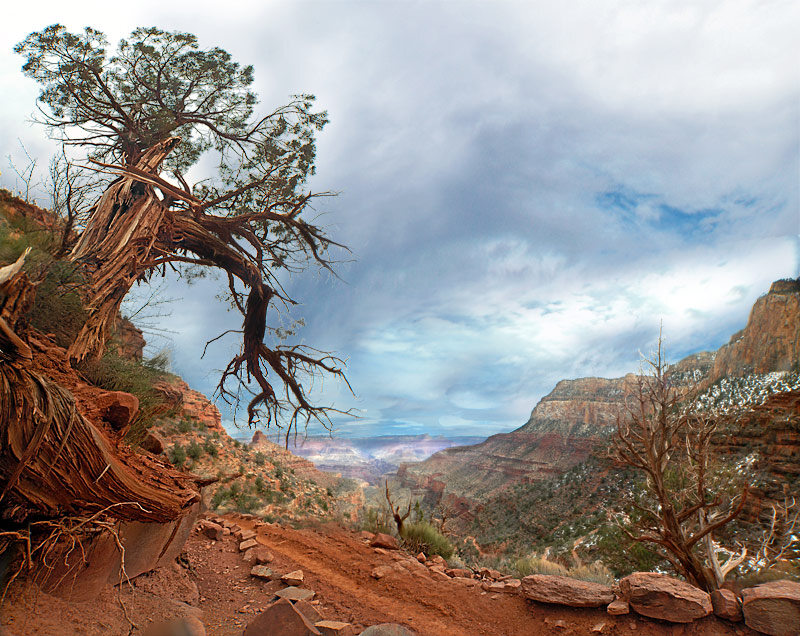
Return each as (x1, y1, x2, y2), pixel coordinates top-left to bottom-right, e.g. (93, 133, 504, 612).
(250, 565, 273, 580)
(275, 586, 316, 602)
(369, 533, 400, 550)
(238, 529, 257, 542)
(371, 564, 397, 580)
(243, 546, 274, 566)
(359, 624, 416, 636)
(239, 538, 259, 552)
(607, 599, 630, 615)
(741, 579, 800, 636)
(314, 620, 355, 636)
(199, 520, 224, 541)
(521, 574, 615, 608)
(282, 570, 304, 586)
(619, 572, 712, 623)
(242, 598, 320, 636)
(294, 599, 323, 624)
(711, 588, 743, 622)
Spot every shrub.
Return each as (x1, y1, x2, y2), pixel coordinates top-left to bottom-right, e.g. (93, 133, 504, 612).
(361, 507, 393, 535)
(204, 439, 219, 458)
(401, 522, 454, 560)
(168, 444, 186, 468)
(567, 562, 615, 586)
(177, 418, 193, 433)
(186, 441, 203, 460)
(514, 556, 568, 578)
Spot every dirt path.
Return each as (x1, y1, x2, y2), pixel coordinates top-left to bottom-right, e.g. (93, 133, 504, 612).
(191, 515, 755, 636)
(1, 515, 757, 635)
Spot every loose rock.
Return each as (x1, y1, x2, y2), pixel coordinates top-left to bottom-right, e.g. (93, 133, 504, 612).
(315, 620, 355, 635)
(359, 624, 416, 636)
(282, 570, 305, 586)
(369, 533, 400, 550)
(250, 565, 273, 580)
(711, 588, 743, 622)
(275, 586, 316, 602)
(239, 538, 258, 552)
(242, 598, 320, 636)
(243, 546, 274, 566)
(607, 599, 630, 615)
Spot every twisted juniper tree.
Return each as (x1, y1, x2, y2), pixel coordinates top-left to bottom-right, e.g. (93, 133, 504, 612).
(14, 25, 351, 437)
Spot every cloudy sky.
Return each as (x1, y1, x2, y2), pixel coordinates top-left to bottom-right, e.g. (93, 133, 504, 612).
(1, 1, 798, 440)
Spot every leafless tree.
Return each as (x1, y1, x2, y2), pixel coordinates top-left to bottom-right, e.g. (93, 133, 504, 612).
(385, 480, 412, 535)
(613, 333, 748, 591)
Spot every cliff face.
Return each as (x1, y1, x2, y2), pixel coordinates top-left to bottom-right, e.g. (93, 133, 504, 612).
(400, 280, 800, 506)
(711, 280, 800, 381)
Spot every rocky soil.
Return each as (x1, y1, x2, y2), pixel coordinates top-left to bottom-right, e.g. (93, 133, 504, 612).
(0, 513, 759, 636)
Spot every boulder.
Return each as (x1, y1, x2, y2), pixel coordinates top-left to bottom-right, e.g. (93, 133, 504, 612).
(359, 625, 416, 636)
(369, 533, 399, 550)
(619, 572, 712, 623)
(243, 598, 320, 636)
(239, 529, 257, 542)
(282, 570, 304, 586)
(243, 546, 274, 566)
(199, 520, 224, 541)
(711, 588, 743, 622)
(314, 621, 355, 636)
(521, 574, 615, 608)
(741, 580, 800, 636)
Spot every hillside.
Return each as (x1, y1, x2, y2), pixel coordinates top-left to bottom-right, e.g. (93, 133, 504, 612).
(394, 280, 800, 571)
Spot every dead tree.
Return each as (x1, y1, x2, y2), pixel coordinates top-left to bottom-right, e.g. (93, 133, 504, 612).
(385, 481, 412, 536)
(613, 333, 748, 591)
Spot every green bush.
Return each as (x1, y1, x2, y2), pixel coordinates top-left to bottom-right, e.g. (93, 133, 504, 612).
(253, 452, 266, 466)
(361, 507, 393, 535)
(401, 522, 454, 560)
(186, 441, 203, 460)
(204, 439, 219, 458)
(169, 444, 187, 468)
(177, 418, 193, 433)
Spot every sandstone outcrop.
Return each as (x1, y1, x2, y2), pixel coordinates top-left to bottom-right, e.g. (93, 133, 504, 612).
(619, 572, 712, 623)
(521, 574, 615, 608)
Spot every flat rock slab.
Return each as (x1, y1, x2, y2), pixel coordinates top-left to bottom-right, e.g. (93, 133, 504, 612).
(741, 579, 800, 636)
(250, 565, 273, 580)
(275, 586, 316, 602)
(315, 620, 355, 635)
(522, 574, 615, 608)
(243, 598, 320, 636)
(359, 624, 416, 636)
(239, 538, 259, 552)
(620, 572, 712, 623)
